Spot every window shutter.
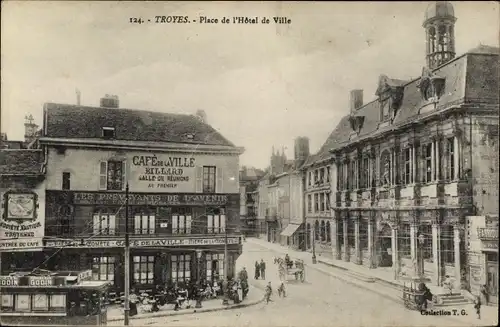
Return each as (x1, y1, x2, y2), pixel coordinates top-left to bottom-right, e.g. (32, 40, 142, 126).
(186, 215, 192, 234)
(195, 167, 203, 193)
(207, 215, 213, 233)
(93, 214, 100, 235)
(179, 215, 185, 232)
(134, 215, 141, 234)
(149, 215, 155, 234)
(216, 167, 223, 193)
(121, 161, 127, 190)
(172, 215, 178, 233)
(99, 161, 108, 190)
(109, 215, 116, 235)
(101, 215, 109, 234)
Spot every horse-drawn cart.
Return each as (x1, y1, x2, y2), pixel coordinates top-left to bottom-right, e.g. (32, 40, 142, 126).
(278, 258, 305, 283)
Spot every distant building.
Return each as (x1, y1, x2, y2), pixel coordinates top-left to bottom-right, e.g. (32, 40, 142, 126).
(0, 115, 40, 149)
(239, 166, 265, 236)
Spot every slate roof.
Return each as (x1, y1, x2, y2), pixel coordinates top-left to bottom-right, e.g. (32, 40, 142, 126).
(303, 50, 499, 167)
(43, 103, 235, 147)
(0, 150, 44, 175)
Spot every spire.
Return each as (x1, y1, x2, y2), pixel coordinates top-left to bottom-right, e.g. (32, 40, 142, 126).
(272, 146, 275, 156)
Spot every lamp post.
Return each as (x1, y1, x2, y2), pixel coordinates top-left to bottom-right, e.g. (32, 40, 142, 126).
(195, 250, 203, 308)
(222, 227, 229, 305)
(124, 183, 130, 326)
(417, 233, 425, 279)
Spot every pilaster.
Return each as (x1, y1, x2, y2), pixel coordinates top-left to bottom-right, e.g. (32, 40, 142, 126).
(432, 222, 442, 286)
(342, 214, 349, 262)
(332, 215, 341, 260)
(367, 213, 376, 268)
(354, 213, 361, 265)
(391, 227, 400, 279)
(453, 224, 462, 290)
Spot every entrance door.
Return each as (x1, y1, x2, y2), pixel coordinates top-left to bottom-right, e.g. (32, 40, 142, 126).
(486, 253, 498, 304)
(378, 224, 393, 267)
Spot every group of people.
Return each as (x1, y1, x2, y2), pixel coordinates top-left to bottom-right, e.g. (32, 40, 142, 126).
(254, 259, 266, 280)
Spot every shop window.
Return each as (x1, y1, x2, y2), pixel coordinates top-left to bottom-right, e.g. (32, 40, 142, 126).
(320, 193, 325, 212)
(418, 224, 433, 261)
(172, 208, 192, 235)
(171, 254, 191, 283)
(33, 294, 49, 311)
(1, 294, 13, 312)
(99, 160, 126, 190)
(134, 212, 156, 234)
(400, 224, 411, 258)
(92, 256, 115, 282)
(441, 225, 455, 264)
(62, 172, 71, 190)
(203, 166, 216, 193)
(49, 294, 66, 312)
(424, 144, 433, 183)
(206, 253, 224, 282)
(92, 210, 116, 235)
(207, 208, 226, 233)
(15, 294, 31, 312)
(133, 256, 155, 285)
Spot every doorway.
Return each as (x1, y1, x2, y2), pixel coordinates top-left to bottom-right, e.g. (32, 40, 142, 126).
(378, 224, 393, 267)
(486, 252, 498, 304)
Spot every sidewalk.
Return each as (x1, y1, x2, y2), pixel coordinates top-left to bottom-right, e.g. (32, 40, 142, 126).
(107, 284, 263, 322)
(247, 237, 498, 327)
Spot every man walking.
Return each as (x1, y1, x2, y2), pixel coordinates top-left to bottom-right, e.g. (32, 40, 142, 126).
(260, 259, 266, 280)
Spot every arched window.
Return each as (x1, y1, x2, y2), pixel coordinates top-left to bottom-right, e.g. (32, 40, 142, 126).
(314, 220, 320, 241)
(320, 221, 326, 242)
(326, 221, 331, 243)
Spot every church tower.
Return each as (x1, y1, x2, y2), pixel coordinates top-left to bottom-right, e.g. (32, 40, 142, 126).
(423, 1, 457, 69)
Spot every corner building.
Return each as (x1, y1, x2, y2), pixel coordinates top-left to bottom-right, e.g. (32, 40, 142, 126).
(40, 99, 244, 292)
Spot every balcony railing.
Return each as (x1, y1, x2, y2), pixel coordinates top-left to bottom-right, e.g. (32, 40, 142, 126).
(477, 227, 499, 241)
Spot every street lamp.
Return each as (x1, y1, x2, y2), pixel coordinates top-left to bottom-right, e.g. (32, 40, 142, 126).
(312, 228, 317, 264)
(195, 250, 203, 309)
(417, 233, 425, 278)
(222, 227, 230, 305)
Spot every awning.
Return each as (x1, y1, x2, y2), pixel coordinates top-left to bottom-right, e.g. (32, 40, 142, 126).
(280, 224, 301, 237)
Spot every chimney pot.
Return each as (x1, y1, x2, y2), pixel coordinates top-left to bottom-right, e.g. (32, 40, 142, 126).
(350, 89, 364, 112)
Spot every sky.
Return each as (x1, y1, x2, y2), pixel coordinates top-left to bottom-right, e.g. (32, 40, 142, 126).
(1, 1, 498, 169)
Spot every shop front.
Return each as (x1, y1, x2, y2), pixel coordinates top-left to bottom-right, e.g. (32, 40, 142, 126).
(43, 235, 242, 292)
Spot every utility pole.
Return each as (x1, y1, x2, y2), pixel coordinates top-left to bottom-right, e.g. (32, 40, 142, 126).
(222, 226, 229, 305)
(124, 183, 130, 326)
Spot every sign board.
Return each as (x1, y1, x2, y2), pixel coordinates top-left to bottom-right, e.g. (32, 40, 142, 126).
(0, 276, 19, 286)
(130, 155, 196, 191)
(29, 276, 53, 287)
(72, 192, 231, 206)
(1, 191, 44, 252)
(45, 237, 241, 248)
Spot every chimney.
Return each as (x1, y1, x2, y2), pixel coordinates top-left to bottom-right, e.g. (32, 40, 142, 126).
(100, 94, 119, 108)
(350, 89, 364, 113)
(294, 136, 310, 168)
(196, 110, 207, 124)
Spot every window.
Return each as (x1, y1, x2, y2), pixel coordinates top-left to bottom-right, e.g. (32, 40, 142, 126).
(319, 168, 325, 185)
(347, 219, 355, 248)
(15, 294, 30, 312)
(326, 166, 331, 184)
(314, 193, 319, 212)
(362, 157, 370, 189)
(441, 225, 455, 264)
(320, 221, 326, 242)
(62, 172, 71, 190)
(320, 193, 325, 212)
(337, 164, 343, 190)
(307, 194, 312, 213)
(102, 127, 115, 139)
(92, 211, 116, 235)
(203, 166, 216, 193)
(400, 224, 411, 258)
(58, 205, 73, 235)
(446, 137, 455, 180)
(92, 256, 115, 282)
(171, 254, 191, 283)
(326, 193, 330, 210)
(172, 208, 192, 234)
(49, 294, 66, 311)
(314, 220, 320, 241)
(314, 170, 319, 185)
(343, 163, 349, 190)
(99, 160, 126, 190)
(425, 144, 433, 183)
(1, 294, 13, 312)
(351, 160, 358, 189)
(33, 294, 49, 311)
(206, 253, 224, 282)
(207, 208, 226, 233)
(133, 256, 155, 285)
(404, 148, 412, 185)
(308, 171, 313, 187)
(134, 211, 156, 234)
(418, 225, 433, 261)
(326, 221, 331, 243)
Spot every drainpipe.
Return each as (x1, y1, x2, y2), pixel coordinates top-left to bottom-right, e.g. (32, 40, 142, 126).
(469, 113, 475, 215)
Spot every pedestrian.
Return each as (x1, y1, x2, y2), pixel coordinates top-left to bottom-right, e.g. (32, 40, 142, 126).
(239, 267, 248, 282)
(480, 284, 489, 305)
(278, 282, 286, 298)
(237, 280, 243, 303)
(260, 259, 266, 280)
(474, 295, 481, 319)
(264, 282, 273, 304)
(254, 261, 260, 280)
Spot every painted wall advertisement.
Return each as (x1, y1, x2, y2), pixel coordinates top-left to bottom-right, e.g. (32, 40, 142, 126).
(130, 155, 196, 191)
(0, 191, 44, 251)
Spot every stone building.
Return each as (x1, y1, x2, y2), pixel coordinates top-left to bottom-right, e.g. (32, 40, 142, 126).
(307, 1, 498, 295)
(37, 96, 244, 292)
(239, 166, 265, 236)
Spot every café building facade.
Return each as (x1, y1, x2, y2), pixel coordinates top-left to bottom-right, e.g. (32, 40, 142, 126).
(39, 99, 244, 292)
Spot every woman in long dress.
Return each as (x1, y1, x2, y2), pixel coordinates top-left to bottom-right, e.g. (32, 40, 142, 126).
(237, 280, 243, 303)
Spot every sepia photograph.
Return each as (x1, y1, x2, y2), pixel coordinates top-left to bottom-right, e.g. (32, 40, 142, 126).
(0, 1, 498, 326)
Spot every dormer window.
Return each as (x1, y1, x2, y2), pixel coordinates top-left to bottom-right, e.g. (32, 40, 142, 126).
(102, 127, 115, 139)
(185, 133, 194, 140)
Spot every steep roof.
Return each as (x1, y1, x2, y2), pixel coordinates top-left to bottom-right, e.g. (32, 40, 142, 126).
(43, 103, 235, 147)
(305, 51, 499, 164)
(0, 150, 44, 175)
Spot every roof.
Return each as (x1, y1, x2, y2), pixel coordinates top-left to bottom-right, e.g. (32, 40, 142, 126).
(467, 44, 500, 55)
(0, 150, 44, 175)
(305, 51, 499, 165)
(1, 140, 24, 149)
(424, 1, 455, 25)
(43, 103, 235, 147)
